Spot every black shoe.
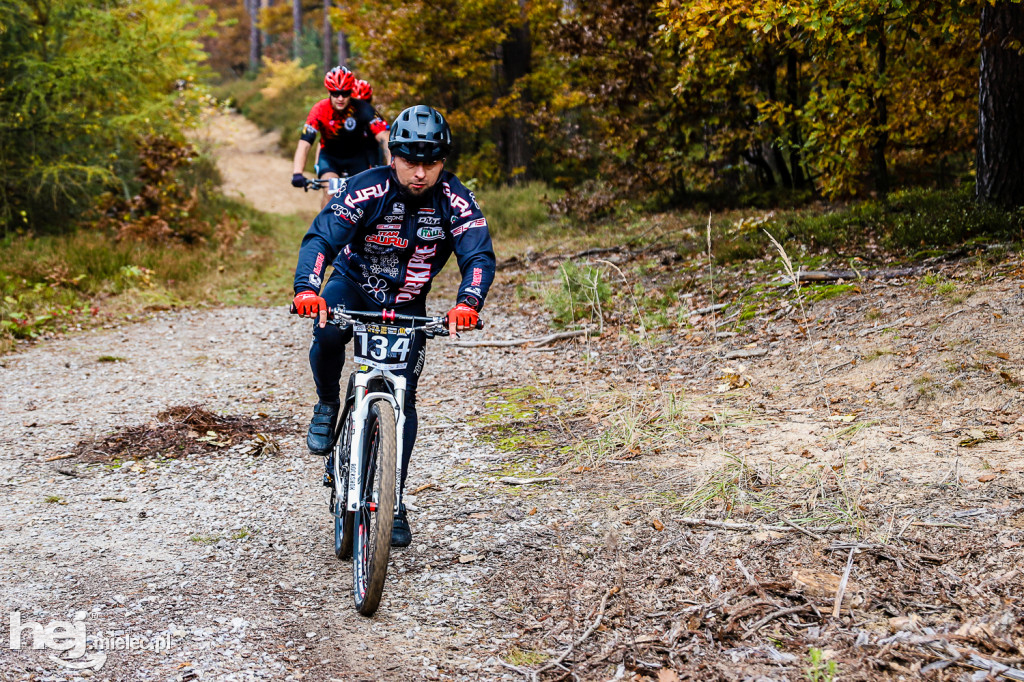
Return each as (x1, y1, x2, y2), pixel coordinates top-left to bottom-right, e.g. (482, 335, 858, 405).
(306, 401, 339, 456)
(391, 505, 411, 547)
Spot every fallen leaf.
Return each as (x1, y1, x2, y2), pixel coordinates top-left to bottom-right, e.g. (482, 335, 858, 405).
(828, 414, 857, 423)
(458, 554, 481, 564)
(977, 474, 996, 482)
(652, 519, 664, 531)
(657, 669, 680, 682)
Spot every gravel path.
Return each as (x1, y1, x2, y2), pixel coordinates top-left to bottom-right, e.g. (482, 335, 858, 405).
(0, 304, 561, 681)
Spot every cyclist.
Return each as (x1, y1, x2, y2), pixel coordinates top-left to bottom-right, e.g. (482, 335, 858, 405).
(291, 66, 391, 209)
(291, 105, 495, 547)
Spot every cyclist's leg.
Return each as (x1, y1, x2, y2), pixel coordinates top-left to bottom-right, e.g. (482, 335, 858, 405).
(308, 276, 363, 404)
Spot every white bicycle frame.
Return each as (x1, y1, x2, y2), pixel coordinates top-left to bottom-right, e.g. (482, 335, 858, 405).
(343, 365, 407, 514)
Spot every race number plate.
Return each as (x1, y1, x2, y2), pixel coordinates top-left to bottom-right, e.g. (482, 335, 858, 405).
(352, 323, 412, 370)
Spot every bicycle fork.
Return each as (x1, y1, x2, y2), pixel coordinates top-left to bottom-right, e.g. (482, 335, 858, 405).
(345, 371, 407, 515)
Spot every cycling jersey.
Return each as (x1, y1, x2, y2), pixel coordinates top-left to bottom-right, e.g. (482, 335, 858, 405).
(293, 166, 495, 312)
(300, 99, 388, 160)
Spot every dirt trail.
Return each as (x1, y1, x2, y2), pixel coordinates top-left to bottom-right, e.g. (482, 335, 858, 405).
(2, 110, 1023, 681)
(191, 110, 319, 216)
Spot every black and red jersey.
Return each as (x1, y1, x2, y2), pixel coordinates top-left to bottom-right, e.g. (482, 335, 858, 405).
(300, 99, 388, 159)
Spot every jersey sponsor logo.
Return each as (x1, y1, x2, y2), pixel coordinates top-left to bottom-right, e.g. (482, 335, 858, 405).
(417, 216, 441, 226)
(471, 267, 483, 286)
(396, 244, 437, 303)
(366, 233, 408, 248)
(463, 286, 482, 297)
(417, 207, 435, 215)
(442, 182, 473, 218)
(308, 273, 322, 289)
(344, 180, 389, 208)
(361, 275, 388, 303)
(417, 226, 443, 241)
(384, 214, 403, 223)
(392, 203, 405, 214)
(303, 123, 317, 136)
(451, 217, 487, 236)
(343, 116, 357, 131)
(313, 252, 325, 276)
(375, 224, 400, 231)
(329, 203, 362, 223)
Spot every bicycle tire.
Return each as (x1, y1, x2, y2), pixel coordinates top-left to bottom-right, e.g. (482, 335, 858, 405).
(352, 399, 397, 616)
(333, 411, 355, 560)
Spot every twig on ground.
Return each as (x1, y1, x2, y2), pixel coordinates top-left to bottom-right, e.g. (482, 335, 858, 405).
(44, 453, 77, 462)
(735, 558, 758, 588)
(783, 518, 825, 541)
(723, 348, 768, 360)
(531, 586, 618, 681)
(499, 477, 559, 486)
(676, 517, 852, 534)
(832, 547, 856, 618)
(741, 605, 808, 639)
(451, 329, 592, 348)
(911, 521, 972, 530)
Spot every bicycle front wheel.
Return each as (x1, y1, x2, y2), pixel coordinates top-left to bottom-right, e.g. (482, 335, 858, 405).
(352, 399, 397, 616)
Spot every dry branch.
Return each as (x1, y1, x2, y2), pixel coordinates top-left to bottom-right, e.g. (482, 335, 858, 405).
(531, 586, 617, 681)
(794, 267, 924, 282)
(723, 348, 768, 360)
(451, 329, 592, 348)
(676, 517, 852, 534)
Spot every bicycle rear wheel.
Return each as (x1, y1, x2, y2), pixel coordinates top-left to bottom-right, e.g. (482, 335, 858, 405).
(352, 399, 397, 616)
(333, 411, 355, 560)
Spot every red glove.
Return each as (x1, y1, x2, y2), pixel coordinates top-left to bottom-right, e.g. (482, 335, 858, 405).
(293, 291, 328, 326)
(446, 303, 479, 335)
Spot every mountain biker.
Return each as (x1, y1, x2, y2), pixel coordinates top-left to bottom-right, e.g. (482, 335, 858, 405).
(291, 104, 495, 547)
(291, 66, 391, 209)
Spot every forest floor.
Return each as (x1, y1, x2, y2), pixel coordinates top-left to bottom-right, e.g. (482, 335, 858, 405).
(1, 111, 1022, 682)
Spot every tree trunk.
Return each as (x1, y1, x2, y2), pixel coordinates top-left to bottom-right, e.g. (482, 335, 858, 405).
(499, 0, 532, 183)
(977, 1, 1024, 208)
(323, 0, 332, 72)
(292, 0, 302, 61)
(786, 50, 807, 189)
(871, 16, 889, 197)
(248, 0, 261, 72)
(337, 30, 349, 68)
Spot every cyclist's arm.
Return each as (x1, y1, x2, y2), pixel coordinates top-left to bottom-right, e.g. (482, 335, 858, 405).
(375, 130, 391, 165)
(293, 122, 319, 175)
(293, 195, 360, 294)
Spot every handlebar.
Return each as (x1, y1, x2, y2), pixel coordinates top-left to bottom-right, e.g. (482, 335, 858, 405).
(302, 176, 349, 192)
(288, 303, 484, 332)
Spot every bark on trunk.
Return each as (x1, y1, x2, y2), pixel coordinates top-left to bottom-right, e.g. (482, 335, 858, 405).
(248, 0, 261, 72)
(292, 0, 302, 61)
(977, 1, 1024, 208)
(499, 0, 532, 182)
(323, 0, 332, 73)
(871, 17, 890, 197)
(786, 51, 807, 190)
(337, 30, 349, 68)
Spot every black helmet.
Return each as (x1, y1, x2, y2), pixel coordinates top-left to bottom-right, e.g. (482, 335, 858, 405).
(388, 105, 451, 163)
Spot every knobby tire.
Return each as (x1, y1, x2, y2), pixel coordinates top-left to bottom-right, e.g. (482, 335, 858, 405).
(352, 399, 396, 616)
(333, 410, 355, 561)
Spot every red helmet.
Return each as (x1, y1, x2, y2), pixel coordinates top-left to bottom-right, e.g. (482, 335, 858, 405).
(352, 79, 373, 101)
(323, 66, 355, 93)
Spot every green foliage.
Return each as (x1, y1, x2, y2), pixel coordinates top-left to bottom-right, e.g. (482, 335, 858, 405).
(0, 189, 300, 353)
(546, 262, 611, 329)
(657, 0, 979, 198)
(804, 647, 838, 682)
(0, 0, 216, 235)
